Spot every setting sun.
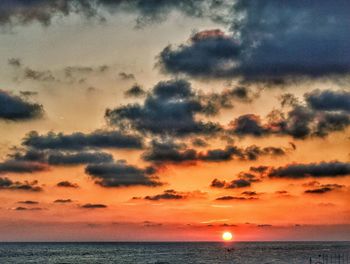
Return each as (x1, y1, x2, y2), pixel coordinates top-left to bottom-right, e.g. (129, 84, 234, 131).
(222, 232, 233, 241)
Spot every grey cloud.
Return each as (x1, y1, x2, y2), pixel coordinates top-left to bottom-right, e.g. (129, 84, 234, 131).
(215, 196, 258, 201)
(85, 160, 163, 188)
(0, 90, 44, 121)
(305, 89, 350, 112)
(106, 79, 222, 137)
(48, 151, 113, 165)
(18, 200, 39, 204)
(124, 84, 146, 98)
(119, 72, 135, 81)
(80, 203, 107, 209)
(0, 177, 42, 192)
(54, 199, 73, 203)
(56, 181, 79, 188)
(304, 184, 344, 194)
(158, 1, 350, 82)
(0, 160, 48, 174)
(211, 172, 260, 189)
(22, 130, 143, 150)
(269, 161, 350, 179)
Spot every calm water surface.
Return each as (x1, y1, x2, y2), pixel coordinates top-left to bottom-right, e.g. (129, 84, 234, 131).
(0, 242, 349, 264)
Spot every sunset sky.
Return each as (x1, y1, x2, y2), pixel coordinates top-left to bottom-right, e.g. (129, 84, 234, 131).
(0, 0, 349, 242)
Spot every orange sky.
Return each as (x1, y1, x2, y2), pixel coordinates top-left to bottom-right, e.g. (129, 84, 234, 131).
(0, 1, 349, 241)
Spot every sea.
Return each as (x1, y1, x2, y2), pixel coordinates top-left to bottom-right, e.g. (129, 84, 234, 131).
(0, 242, 349, 264)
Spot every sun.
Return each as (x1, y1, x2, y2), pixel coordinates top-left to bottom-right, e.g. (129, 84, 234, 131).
(222, 231, 233, 241)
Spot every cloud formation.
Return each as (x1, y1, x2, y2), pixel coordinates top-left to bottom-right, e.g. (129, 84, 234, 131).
(228, 89, 350, 139)
(304, 184, 344, 194)
(0, 90, 43, 121)
(22, 130, 143, 150)
(158, 1, 350, 82)
(80, 203, 107, 209)
(0, 0, 228, 27)
(305, 89, 350, 113)
(142, 189, 205, 201)
(124, 84, 146, 98)
(142, 140, 286, 165)
(215, 196, 258, 201)
(0, 160, 48, 174)
(0, 177, 42, 192)
(54, 199, 73, 203)
(85, 160, 162, 187)
(211, 172, 260, 189)
(106, 79, 221, 137)
(268, 161, 350, 179)
(48, 151, 113, 165)
(56, 181, 79, 188)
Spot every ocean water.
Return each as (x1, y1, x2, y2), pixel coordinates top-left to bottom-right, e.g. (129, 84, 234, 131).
(0, 242, 349, 264)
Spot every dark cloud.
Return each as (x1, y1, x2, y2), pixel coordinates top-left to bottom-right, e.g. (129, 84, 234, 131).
(305, 89, 350, 112)
(0, 160, 48, 174)
(143, 189, 206, 201)
(228, 89, 350, 139)
(229, 114, 267, 137)
(56, 181, 79, 188)
(20, 91, 38, 97)
(191, 138, 208, 147)
(198, 86, 257, 117)
(230, 0, 350, 81)
(215, 196, 258, 201)
(8, 58, 21, 67)
(22, 130, 143, 150)
(119, 72, 135, 81)
(18, 200, 39, 205)
(54, 199, 73, 203)
(241, 191, 258, 196)
(80, 203, 107, 209)
(304, 184, 344, 194)
(124, 84, 146, 98)
(211, 172, 260, 189)
(142, 140, 197, 164)
(0, 0, 228, 28)
(0, 90, 43, 121)
(144, 189, 185, 201)
(199, 146, 243, 162)
(106, 79, 221, 137)
(0, 177, 42, 192)
(23, 68, 56, 82)
(158, 1, 350, 82)
(142, 140, 286, 165)
(85, 160, 163, 187)
(269, 161, 350, 179)
(48, 151, 113, 165)
(158, 29, 241, 78)
(10, 60, 110, 84)
(8, 148, 114, 166)
(14, 206, 43, 211)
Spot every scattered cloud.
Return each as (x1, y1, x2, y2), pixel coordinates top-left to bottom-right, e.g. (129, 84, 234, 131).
(304, 184, 344, 194)
(80, 203, 107, 209)
(215, 196, 258, 201)
(56, 181, 79, 188)
(85, 160, 163, 188)
(269, 161, 350, 179)
(143, 189, 206, 201)
(0, 177, 42, 192)
(0, 90, 43, 121)
(119, 72, 135, 81)
(124, 84, 146, 98)
(22, 130, 143, 150)
(54, 199, 73, 203)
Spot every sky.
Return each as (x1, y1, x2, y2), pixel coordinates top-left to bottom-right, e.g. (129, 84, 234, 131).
(0, 0, 349, 242)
